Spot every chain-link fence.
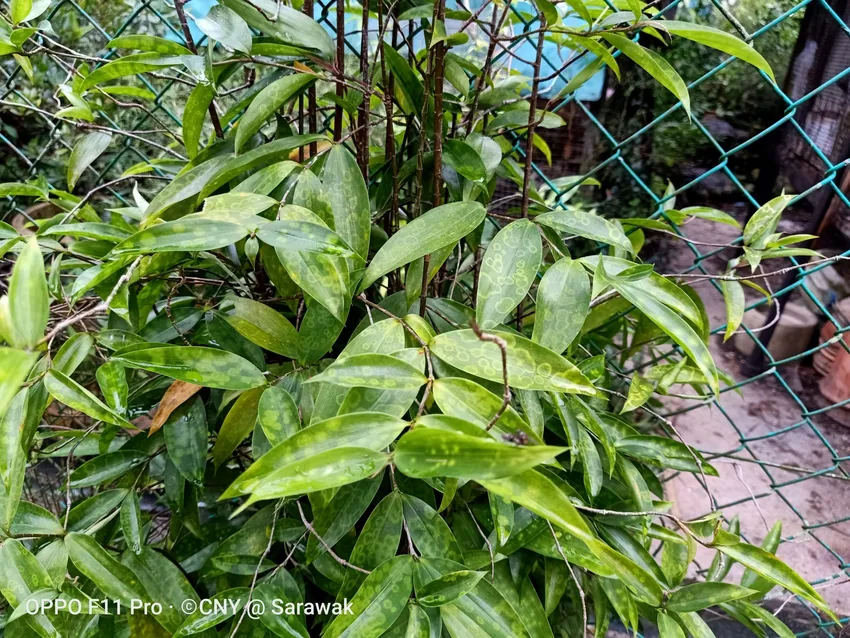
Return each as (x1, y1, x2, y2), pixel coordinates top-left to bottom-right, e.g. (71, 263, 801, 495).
(2, 0, 850, 635)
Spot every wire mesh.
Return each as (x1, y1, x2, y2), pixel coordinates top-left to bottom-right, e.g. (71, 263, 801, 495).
(2, 0, 850, 635)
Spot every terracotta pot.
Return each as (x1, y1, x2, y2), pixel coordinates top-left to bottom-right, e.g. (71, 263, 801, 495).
(820, 342, 850, 407)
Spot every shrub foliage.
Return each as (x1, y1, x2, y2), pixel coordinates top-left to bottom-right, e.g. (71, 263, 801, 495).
(0, 0, 834, 636)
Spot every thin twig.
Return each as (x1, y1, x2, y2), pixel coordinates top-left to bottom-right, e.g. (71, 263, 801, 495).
(297, 501, 371, 574)
(470, 321, 511, 430)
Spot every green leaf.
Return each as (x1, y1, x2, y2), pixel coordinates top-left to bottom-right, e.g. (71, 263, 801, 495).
(226, 297, 299, 357)
(96, 360, 128, 415)
(306, 354, 427, 390)
(740, 521, 782, 594)
(258, 384, 299, 446)
(44, 369, 134, 429)
(532, 257, 590, 354)
(402, 495, 464, 563)
(577, 428, 602, 498)
(487, 106, 565, 132)
(535, 0, 558, 26)
(144, 153, 231, 220)
(662, 21, 774, 81)
(183, 82, 215, 159)
(661, 531, 695, 588)
(305, 472, 382, 563)
(720, 278, 745, 342)
(476, 219, 542, 329)
(616, 435, 717, 476)
(395, 428, 565, 479)
(41, 222, 130, 242)
(122, 548, 199, 633)
(667, 582, 757, 612)
(361, 202, 486, 291)
(429, 329, 595, 394)
(235, 74, 316, 151)
(223, 412, 406, 498)
(324, 555, 413, 638)
(606, 278, 718, 394)
(0, 540, 60, 638)
(338, 491, 404, 600)
(275, 205, 350, 322)
(113, 219, 249, 254)
(256, 218, 355, 256)
(10, 502, 64, 536)
(382, 43, 424, 113)
(173, 587, 249, 636)
(535, 208, 632, 254)
(443, 139, 487, 181)
(163, 396, 208, 484)
(10, 0, 32, 24)
(321, 144, 372, 261)
(673, 612, 715, 638)
(0, 349, 37, 421)
(114, 345, 266, 390)
(121, 491, 144, 554)
(621, 375, 654, 413)
(420, 558, 529, 638)
(657, 613, 686, 638)
(106, 35, 192, 55)
(8, 237, 48, 347)
(417, 570, 485, 607)
(69, 450, 145, 487)
(558, 57, 605, 98)
(66, 489, 128, 532)
(715, 542, 835, 620)
(743, 194, 794, 251)
(674, 206, 741, 228)
(245, 447, 389, 503)
(65, 533, 151, 605)
(479, 470, 594, 543)
(81, 53, 182, 92)
(195, 4, 253, 54)
(212, 386, 263, 467)
(603, 33, 690, 116)
(722, 600, 795, 638)
(220, 0, 334, 60)
(490, 493, 514, 547)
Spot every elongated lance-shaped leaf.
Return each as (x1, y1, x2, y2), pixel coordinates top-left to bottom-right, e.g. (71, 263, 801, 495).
(223, 412, 407, 498)
(226, 296, 299, 358)
(360, 202, 486, 291)
(602, 33, 691, 117)
(607, 277, 718, 394)
(114, 345, 267, 390)
(534, 208, 633, 254)
(245, 447, 390, 503)
(306, 353, 427, 390)
(256, 219, 355, 256)
(429, 329, 595, 394)
(532, 257, 590, 353)
(236, 74, 316, 151)
(476, 219, 542, 329)
(113, 218, 249, 255)
(662, 21, 774, 81)
(8, 237, 48, 347)
(183, 83, 215, 159)
(395, 428, 566, 479)
(221, 0, 334, 60)
(323, 555, 414, 638)
(44, 369, 134, 429)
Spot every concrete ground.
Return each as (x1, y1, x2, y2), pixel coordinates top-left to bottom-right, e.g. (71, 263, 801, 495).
(657, 217, 850, 624)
